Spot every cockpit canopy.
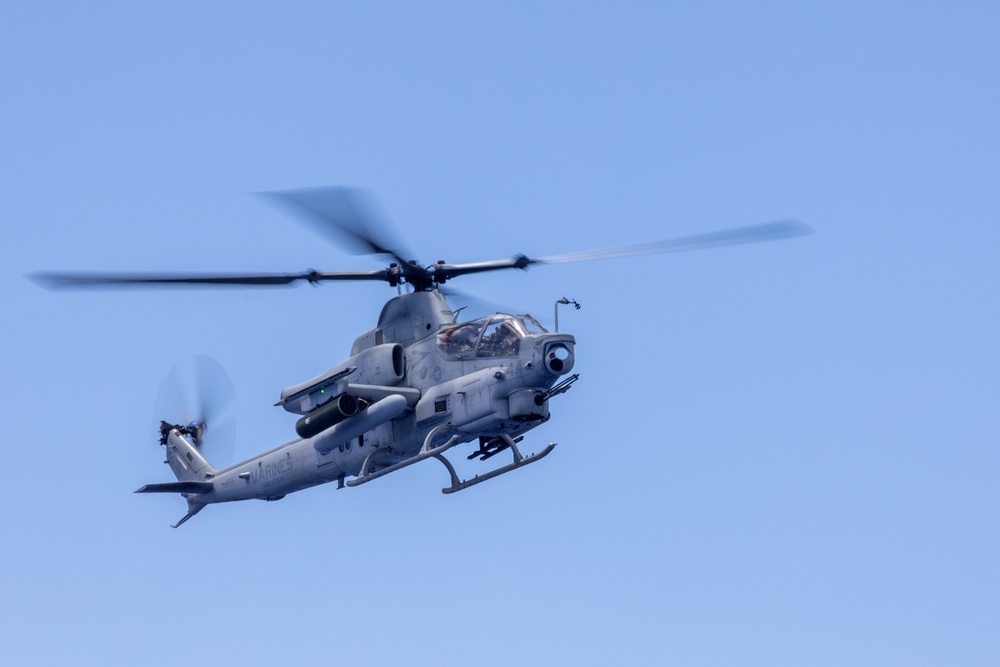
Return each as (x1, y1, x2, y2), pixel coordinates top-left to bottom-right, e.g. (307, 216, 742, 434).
(437, 314, 547, 358)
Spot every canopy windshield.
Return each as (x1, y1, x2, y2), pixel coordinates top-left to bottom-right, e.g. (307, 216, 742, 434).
(437, 314, 543, 357)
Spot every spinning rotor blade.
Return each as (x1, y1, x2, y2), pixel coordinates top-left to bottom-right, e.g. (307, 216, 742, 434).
(29, 185, 811, 293)
(533, 219, 812, 265)
(31, 187, 415, 290)
(430, 218, 813, 282)
(190, 355, 237, 431)
(436, 284, 515, 319)
(29, 269, 390, 290)
(154, 355, 237, 467)
(260, 187, 437, 287)
(259, 187, 414, 265)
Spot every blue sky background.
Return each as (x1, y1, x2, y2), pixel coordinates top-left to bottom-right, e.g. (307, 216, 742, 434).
(3, 2, 998, 665)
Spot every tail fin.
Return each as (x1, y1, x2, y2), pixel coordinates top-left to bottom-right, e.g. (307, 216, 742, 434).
(163, 426, 217, 482)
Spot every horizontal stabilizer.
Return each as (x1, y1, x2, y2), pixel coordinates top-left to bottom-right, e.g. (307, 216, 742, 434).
(134, 481, 214, 494)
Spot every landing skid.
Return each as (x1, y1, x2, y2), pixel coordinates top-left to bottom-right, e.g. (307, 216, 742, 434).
(346, 426, 555, 494)
(437, 436, 556, 494)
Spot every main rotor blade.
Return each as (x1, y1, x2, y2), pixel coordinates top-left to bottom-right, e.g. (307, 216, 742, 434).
(436, 284, 514, 319)
(259, 187, 415, 266)
(431, 219, 812, 282)
(29, 269, 390, 290)
(432, 257, 530, 281)
(533, 219, 813, 265)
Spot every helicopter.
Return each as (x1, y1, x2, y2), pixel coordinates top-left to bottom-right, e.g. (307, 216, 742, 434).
(32, 187, 811, 527)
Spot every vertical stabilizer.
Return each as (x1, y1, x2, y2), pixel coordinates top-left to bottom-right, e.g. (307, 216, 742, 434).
(164, 429, 217, 482)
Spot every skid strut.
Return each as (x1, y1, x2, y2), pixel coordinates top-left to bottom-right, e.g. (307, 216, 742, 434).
(347, 424, 460, 488)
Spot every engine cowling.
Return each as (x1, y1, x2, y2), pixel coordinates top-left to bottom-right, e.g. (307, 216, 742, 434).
(278, 343, 406, 415)
(356, 342, 405, 386)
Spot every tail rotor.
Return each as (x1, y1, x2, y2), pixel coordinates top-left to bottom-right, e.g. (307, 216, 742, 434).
(154, 355, 237, 467)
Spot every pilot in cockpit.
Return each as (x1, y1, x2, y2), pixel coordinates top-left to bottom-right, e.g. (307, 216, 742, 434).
(478, 320, 520, 357)
(440, 323, 480, 354)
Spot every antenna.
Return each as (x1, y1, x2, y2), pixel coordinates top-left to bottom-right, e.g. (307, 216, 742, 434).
(554, 297, 580, 332)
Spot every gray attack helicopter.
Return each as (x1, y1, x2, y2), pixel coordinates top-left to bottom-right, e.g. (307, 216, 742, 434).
(33, 187, 811, 527)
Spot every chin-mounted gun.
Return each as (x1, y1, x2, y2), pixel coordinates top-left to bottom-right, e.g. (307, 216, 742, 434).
(535, 373, 580, 405)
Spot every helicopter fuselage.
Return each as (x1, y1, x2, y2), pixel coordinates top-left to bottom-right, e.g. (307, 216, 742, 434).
(149, 291, 577, 517)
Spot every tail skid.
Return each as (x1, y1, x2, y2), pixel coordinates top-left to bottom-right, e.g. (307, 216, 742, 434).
(171, 499, 206, 529)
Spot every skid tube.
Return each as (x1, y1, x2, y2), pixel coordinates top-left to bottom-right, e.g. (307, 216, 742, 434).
(346, 425, 556, 493)
(437, 434, 556, 495)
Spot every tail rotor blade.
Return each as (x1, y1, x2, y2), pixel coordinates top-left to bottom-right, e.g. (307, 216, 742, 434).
(153, 356, 237, 467)
(191, 354, 236, 434)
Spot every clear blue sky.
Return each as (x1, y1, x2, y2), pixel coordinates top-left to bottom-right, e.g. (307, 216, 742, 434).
(3, 2, 998, 665)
